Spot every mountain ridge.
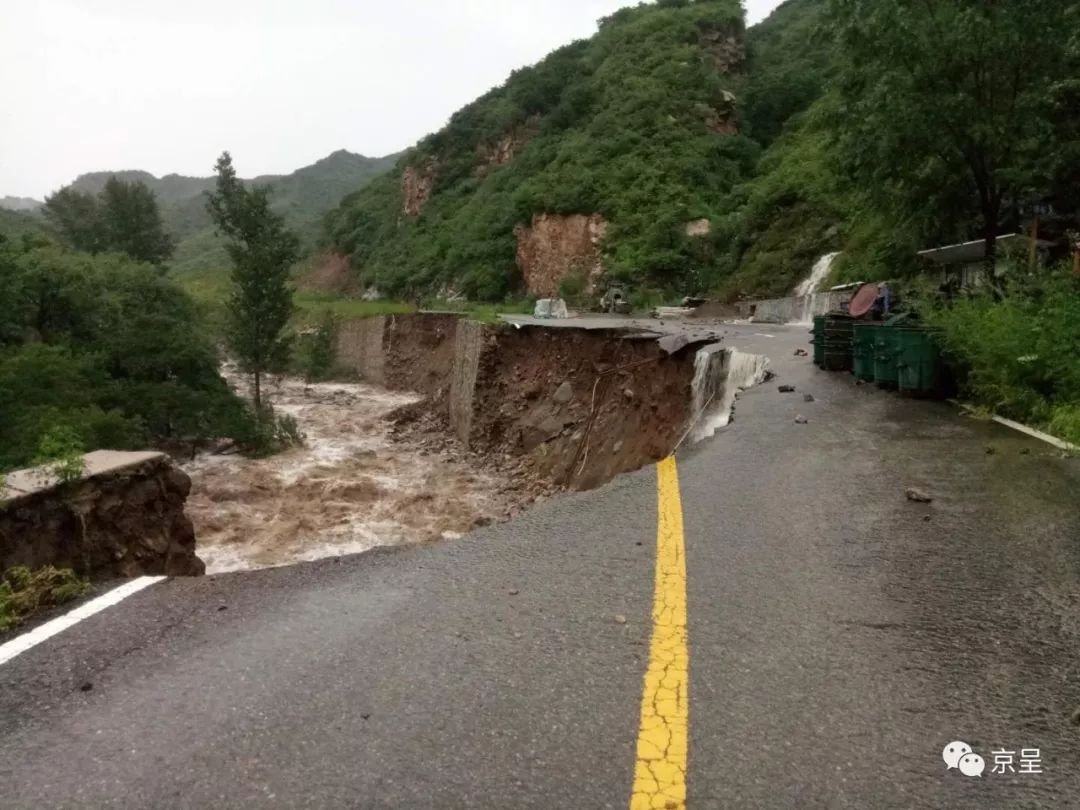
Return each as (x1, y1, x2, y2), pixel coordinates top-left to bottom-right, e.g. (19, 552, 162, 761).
(324, 0, 753, 302)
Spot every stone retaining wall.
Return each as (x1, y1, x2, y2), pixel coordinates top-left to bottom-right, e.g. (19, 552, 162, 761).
(741, 290, 854, 324)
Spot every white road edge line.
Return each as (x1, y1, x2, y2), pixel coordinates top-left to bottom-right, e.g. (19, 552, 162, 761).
(949, 399, 1078, 452)
(990, 415, 1078, 452)
(0, 576, 166, 667)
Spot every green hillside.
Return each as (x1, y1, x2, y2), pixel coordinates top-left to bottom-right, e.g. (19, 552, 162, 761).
(325, 0, 754, 301)
(0, 208, 50, 242)
(325, 0, 1079, 303)
(68, 150, 399, 279)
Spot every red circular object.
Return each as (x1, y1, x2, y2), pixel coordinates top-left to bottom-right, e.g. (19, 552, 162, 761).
(848, 283, 880, 318)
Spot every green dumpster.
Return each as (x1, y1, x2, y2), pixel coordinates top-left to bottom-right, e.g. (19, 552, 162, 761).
(896, 327, 943, 395)
(872, 325, 899, 388)
(851, 323, 878, 382)
(823, 314, 854, 372)
(812, 316, 826, 367)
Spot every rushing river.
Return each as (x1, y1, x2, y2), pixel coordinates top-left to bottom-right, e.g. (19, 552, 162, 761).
(184, 373, 510, 574)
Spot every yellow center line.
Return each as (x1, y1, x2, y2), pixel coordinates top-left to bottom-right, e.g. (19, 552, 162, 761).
(630, 456, 689, 810)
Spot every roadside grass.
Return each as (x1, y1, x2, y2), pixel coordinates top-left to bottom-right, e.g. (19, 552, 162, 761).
(920, 266, 1080, 448)
(177, 264, 537, 335)
(293, 293, 416, 323)
(0, 566, 91, 633)
(295, 293, 536, 326)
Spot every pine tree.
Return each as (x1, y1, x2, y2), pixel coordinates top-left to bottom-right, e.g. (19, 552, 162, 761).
(207, 151, 298, 411)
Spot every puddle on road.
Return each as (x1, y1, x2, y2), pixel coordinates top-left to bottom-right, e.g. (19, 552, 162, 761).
(184, 374, 510, 574)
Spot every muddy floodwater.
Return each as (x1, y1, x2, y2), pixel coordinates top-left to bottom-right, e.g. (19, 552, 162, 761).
(184, 374, 511, 574)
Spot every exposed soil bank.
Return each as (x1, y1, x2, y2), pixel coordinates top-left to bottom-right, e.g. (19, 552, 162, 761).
(454, 325, 699, 490)
(187, 315, 766, 574)
(0, 452, 202, 580)
(340, 314, 767, 492)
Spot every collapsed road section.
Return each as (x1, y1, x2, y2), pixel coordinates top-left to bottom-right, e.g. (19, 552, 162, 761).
(2, 315, 770, 579)
(184, 313, 772, 572)
(343, 313, 770, 490)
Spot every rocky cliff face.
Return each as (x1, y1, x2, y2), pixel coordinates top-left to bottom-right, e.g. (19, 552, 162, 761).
(0, 451, 204, 580)
(401, 162, 438, 217)
(702, 28, 746, 74)
(514, 214, 608, 298)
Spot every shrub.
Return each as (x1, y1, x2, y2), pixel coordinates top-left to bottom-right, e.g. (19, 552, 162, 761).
(294, 311, 338, 382)
(921, 267, 1080, 442)
(34, 424, 86, 484)
(0, 566, 91, 632)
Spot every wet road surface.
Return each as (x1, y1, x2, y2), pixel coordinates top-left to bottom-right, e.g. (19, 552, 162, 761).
(2, 324, 1078, 808)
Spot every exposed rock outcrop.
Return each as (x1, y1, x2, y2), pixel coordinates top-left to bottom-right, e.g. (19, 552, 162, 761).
(401, 161, 438, 217)
(685, 219, 712, 237)
(476, 118, 538, 171)
(514, 213, 608, 298)
(478, 133, 522, 168)
(701, 28, 745, 73)
(0, 451, 204, 580)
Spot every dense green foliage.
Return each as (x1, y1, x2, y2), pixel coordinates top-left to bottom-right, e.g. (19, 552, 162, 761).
(0, 235, 252, 472)
(208, 152, 299, 410)
(293, 312, 339, 382)
(923, 267, 1080, 445)
(829, 0, 1080, 260)
(740, 0, 830, 147)
(325, 0, 754, 300)
(0, 208, 50, 242)
(43, 177, 175, 264)
(0, 566, 91, 632)
(719, 0, 1080, 295)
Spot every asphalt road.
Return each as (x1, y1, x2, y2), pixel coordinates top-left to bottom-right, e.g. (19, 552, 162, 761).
(3, 324, 1079, 808)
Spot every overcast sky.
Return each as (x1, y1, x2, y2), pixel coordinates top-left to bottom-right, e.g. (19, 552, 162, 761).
(1, 0, 784, 199)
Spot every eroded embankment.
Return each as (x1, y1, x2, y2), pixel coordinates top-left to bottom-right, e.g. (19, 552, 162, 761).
(347, 315, 769, 491)
(185, 315, 766, 574)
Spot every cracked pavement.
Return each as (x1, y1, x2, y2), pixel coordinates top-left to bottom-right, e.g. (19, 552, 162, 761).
(2, 324, 1080, 808)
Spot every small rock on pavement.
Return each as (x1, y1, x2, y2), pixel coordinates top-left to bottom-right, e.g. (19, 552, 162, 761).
(508, 588, 520, 596)
(794, 415, 808, 424)
(803, 394, 815, 403)
(779, 385, 797, 393)
(614, 615, 628, 625)
(794, 349, 809, 357)
(906, 487, 933, 503)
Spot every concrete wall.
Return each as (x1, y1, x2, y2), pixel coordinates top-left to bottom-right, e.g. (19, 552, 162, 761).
(335, 316, 387, 385)
(744, 290, 854, 324)
(449, 320, 485, 446)
(384, 313, 462, 396)
(1, 451, 204, 580)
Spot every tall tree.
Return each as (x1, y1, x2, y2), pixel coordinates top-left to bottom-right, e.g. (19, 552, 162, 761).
(100, 177, 175, 264)
(42, 187, 103, 254)
(828, 0, 1079, 260)
(43, 178, 175, 265)
(207, 151, 298, 411)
